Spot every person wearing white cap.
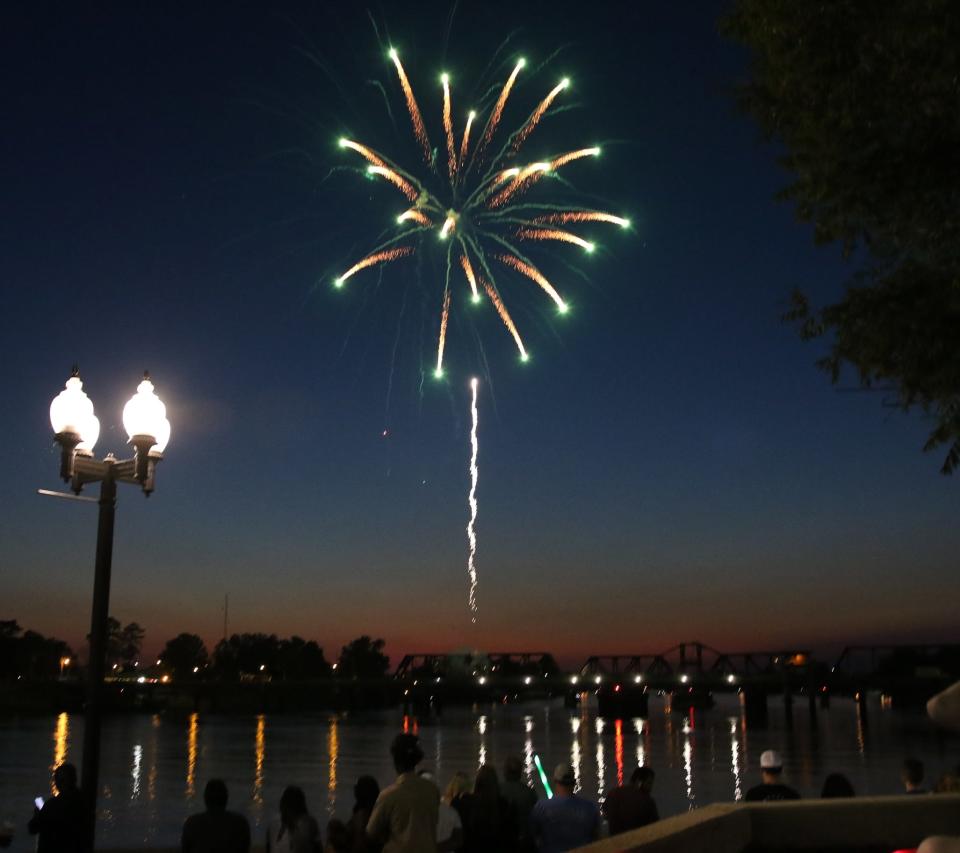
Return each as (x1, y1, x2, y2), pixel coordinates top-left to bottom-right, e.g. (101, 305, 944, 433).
(744, 750, 800, 802)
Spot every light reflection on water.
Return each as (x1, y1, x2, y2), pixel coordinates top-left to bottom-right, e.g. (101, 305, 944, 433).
(185, 713, 198, 798)
(2, 694, 955, 849)
(51, 711, 69, 794)
(327, 717, 338, 814)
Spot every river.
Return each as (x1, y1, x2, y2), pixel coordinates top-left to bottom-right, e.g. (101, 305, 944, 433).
(0, 694, 955, 849)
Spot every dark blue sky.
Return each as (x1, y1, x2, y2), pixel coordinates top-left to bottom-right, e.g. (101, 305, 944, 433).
(3, 1, 957, 665)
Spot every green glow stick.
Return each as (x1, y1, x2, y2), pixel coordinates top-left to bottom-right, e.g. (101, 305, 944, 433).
(534, 753, 554, 799)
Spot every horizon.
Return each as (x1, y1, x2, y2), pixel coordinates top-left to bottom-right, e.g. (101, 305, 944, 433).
(3, 1, 958, 661)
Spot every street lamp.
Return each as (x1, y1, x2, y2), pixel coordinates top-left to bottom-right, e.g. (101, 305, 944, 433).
(48, 367, 170, 849)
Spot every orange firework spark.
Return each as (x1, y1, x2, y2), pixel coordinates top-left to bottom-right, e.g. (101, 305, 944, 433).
(471, 58, 525, 168)
(533, 211, 631, 228)
(511, 78, 569, 152)
(338, 139, 390, 169)
(487, 162, 550, 208)
(398, 208, 432, 226)
(459, 252, 481, 301)
(367, 166, 419, 201)
(516, 227, 595, 252)
(442, 75, 457, 180)
(389, 49, 432, 163)
(459, 110, 477, 171)
(550, 147, 601, 169)
(336, 48, 629, 373)
(496, 253, 567, 311)
(435, 287, 452, 375)
(481, 276, 527, 359)
(335, 247, 413, 287)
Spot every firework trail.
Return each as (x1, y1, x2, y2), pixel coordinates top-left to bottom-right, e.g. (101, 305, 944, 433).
(442, 74, 457, 180)
(517, 227, 595, 252)
(335, 247, 414, 288)
(436, 286, 451, 377)
(459, 251, 481, 302)
(469, 57, 525, 173)
(495, 253, 568, 312)
(367, 165, 419, 200)
(459, 110, 477, 168)
(389, 48, 432, 162)
(481, 277, 527, 360)
(533, 210, 631, 228)
(467, 377, 480, 621)
(511, 78, 569, 152)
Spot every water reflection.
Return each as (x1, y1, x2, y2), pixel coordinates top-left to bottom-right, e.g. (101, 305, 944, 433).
(523, 716, 534, 786)
(327, 717, 339, 814)
(595, 717, 606, 799)
(148, 715, 159, 803)
(729, 718, 742, 801)
(570, 717, 582, 793)
(682, 715, 694, 809)
(131, 745, 142, 799)
(477, 715, 487, 768)
(51, 712, 69, 793)
(186, 713, 198, 797)
(253, 714, 266, 808)
(614, 719, 624, 787)
(633, 719, 646, 768)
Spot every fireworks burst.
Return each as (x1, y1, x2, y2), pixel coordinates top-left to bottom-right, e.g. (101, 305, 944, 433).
(334, 47, 630, 374)
(334, 47, 629, 619)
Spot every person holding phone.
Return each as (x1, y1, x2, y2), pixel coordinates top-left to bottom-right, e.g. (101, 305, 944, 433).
(28, 763, 84, 852)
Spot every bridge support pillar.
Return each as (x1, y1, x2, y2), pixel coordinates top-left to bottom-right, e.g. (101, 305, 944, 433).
(742, 687, 768, 727)
(597, 688, 648, 718)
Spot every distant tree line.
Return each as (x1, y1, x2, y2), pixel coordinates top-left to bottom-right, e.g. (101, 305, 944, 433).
(3, 617, 391, 683)
(0, 620, 73, 680)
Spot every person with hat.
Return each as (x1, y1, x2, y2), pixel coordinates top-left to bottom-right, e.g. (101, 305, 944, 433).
(366, 733, 439, 853)
(529, 764, 600, 853)
(744, 750, 800, 801)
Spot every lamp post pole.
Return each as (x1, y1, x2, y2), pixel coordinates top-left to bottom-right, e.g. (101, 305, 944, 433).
(47, 370, 171, 852)
(80, 469, 117, 847)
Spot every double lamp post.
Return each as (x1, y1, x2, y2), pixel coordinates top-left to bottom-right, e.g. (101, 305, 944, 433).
(48, 368, 171, 848)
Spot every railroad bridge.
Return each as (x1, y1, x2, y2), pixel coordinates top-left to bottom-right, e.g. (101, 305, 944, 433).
(393, 641, 960, 718)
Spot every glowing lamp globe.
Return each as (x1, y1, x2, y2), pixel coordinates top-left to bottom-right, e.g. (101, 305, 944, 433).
(122, 376, 171, 453)
(50, 374, 100, 451)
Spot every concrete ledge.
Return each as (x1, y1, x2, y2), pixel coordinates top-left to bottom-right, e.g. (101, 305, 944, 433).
(574, 794, 960, 853)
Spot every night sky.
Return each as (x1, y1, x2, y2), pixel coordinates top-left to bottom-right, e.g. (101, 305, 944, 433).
(3, 2, 958, 667)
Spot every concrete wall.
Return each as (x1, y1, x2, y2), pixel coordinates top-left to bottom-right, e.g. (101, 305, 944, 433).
(575, 794, 960, 853)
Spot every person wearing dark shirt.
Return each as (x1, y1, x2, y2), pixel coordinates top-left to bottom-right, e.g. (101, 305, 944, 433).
(820, 773, 855, 798)
(455, 765, 511, 853)
(28, 763, 85, 853)
(903, 757, 928, 794)
(529, 764, 601, 853)
(744, 750, 800, 802)
(501, 756, 538, 852)
(181, 779, 251, 853)
(602, 766, 659, 836)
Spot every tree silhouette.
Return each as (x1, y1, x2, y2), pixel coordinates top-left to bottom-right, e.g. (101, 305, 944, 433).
(725, 0, 960, 472)
(159, 633, 208, 679)
(338, 636, 389, 679)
